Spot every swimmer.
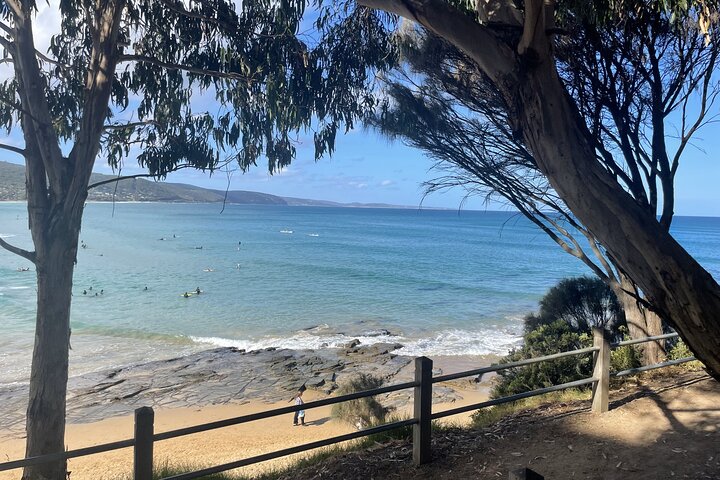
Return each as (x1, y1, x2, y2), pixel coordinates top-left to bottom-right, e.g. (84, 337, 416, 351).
(144, 286, 148, 291)
(183, 292, 190, 298)
(82, 290, 87, 295)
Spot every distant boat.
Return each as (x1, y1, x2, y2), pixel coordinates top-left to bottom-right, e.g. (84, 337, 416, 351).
(280, 229, 293, 234)
(307, 233, 319, 237)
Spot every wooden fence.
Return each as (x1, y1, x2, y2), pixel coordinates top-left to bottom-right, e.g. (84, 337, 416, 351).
(0, 330, 696, 479)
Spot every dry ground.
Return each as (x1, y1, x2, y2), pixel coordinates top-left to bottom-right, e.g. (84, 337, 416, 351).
(270, 371, 719, 480)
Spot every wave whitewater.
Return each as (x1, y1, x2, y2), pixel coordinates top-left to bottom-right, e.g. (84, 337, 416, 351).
(190, 327, 522, 357)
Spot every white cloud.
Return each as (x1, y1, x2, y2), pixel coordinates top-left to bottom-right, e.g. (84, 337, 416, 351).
(380, 180, 394, 186)
(34, 1, 62, 53)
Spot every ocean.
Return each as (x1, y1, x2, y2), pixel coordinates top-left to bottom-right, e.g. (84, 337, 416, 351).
(1, 202, 718, 385)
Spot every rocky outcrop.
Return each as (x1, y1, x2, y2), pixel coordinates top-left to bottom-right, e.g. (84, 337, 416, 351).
(0, 344, 421, 435)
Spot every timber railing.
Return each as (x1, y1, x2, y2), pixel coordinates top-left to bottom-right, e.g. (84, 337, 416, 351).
(0, 330, 697, 479)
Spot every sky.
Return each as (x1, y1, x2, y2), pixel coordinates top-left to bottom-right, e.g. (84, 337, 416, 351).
(1, 2, 719, 215)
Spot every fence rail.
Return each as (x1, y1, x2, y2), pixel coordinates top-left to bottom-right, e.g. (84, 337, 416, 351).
(0, 329, 698, 479)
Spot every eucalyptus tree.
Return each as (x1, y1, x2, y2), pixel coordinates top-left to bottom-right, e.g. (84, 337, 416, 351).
(371, 11, 719, 363)
(0, 1, 393, 478)
(358, 0, 720, 378)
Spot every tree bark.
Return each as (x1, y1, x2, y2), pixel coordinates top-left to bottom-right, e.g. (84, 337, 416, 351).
(512, 58, 720, 378)
(359, 0, 720, 379)
(22, 226, 80, 480)
(615, 275, 666, 365)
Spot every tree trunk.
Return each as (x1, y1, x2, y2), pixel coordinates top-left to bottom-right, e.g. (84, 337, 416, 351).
(357, 0, 720, 379)
(615, 275, 666, 365)
(22, 224, 80, 480)
(513, 58, 720, 379)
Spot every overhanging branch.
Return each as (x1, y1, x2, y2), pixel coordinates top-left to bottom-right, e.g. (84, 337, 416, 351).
(118, 54, 253, 82)
(103, 119, 160, 131)
(88, 172, 162, 190)
(87, 164, 197, 189)
(0, 142, 25, 156)
(358, 0, 516, 81)
(0, 237, 36, 263)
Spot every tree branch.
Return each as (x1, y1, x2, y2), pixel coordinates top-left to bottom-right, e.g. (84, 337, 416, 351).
(118, 54, 253, 82)
(358, 0, 516, 81)
(0, 21, 14, 37)
(0, 236, 36, 263)
(87, 164, 197, 190)
(4, 0, 22, 18)
(0, 142, 25, 156)
(103, 119, 159, 131)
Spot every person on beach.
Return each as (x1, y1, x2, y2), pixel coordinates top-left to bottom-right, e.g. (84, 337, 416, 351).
(293, 385, 307, 426)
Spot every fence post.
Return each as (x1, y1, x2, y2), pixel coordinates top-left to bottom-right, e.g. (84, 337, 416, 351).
(591, 328, 610, 413)
(413, 356, 433, 465)
(134, 406, 154, 480)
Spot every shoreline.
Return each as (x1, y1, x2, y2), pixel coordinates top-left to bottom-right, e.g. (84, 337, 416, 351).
(0, 343, 497, 435)
(0, 345, 495, 479)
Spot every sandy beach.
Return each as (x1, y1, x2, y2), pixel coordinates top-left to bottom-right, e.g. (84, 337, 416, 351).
(0, 349, 492, 480)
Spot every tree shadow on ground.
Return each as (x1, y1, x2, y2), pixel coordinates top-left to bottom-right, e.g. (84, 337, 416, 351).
(270, 371, 719, 480)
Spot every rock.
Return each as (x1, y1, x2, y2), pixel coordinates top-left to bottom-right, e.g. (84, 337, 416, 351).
(344, 339, 361, 348)
(364, 329, 393, 337)
(0, 344, 415, 435)
(305, 377, 326, 389)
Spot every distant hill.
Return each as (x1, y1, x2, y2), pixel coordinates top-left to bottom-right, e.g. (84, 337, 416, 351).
(0, 161, 401, 208)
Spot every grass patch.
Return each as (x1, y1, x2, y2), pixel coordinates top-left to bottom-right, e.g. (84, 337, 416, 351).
(470, 388, 590, 428)
(330, 374, 389, 429)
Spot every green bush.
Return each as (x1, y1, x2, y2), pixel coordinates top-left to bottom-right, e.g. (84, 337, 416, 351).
(523, 276, 625, 340)
(668, 338, 705, 371)
(331, 373, 389, 429)
(491, 320, 593, 398)
(609, 326, 642, 376)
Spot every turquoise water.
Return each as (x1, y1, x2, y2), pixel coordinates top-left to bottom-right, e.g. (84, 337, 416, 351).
(1, 203, 718, 384)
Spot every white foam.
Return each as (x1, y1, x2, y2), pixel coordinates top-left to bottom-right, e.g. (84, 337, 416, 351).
(396, 329, 522, 357)
(190, 327, 522, 357)
(0, 233, 16, 238)
(190, 330, 405, 352)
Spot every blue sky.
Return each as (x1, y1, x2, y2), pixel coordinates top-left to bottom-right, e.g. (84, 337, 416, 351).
(2, 1, 719, 215)
(102, 123, 720, 215)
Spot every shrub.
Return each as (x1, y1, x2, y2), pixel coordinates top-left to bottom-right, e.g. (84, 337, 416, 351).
(491, 320, 593, 398)
(609, 326, 642, 376)
(524, 276, 625, 341)
(668, 338, 705, 371)
(331, 373, 389, 429)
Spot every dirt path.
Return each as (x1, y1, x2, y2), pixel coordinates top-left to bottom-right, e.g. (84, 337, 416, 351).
(273, 371, 720, 480)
